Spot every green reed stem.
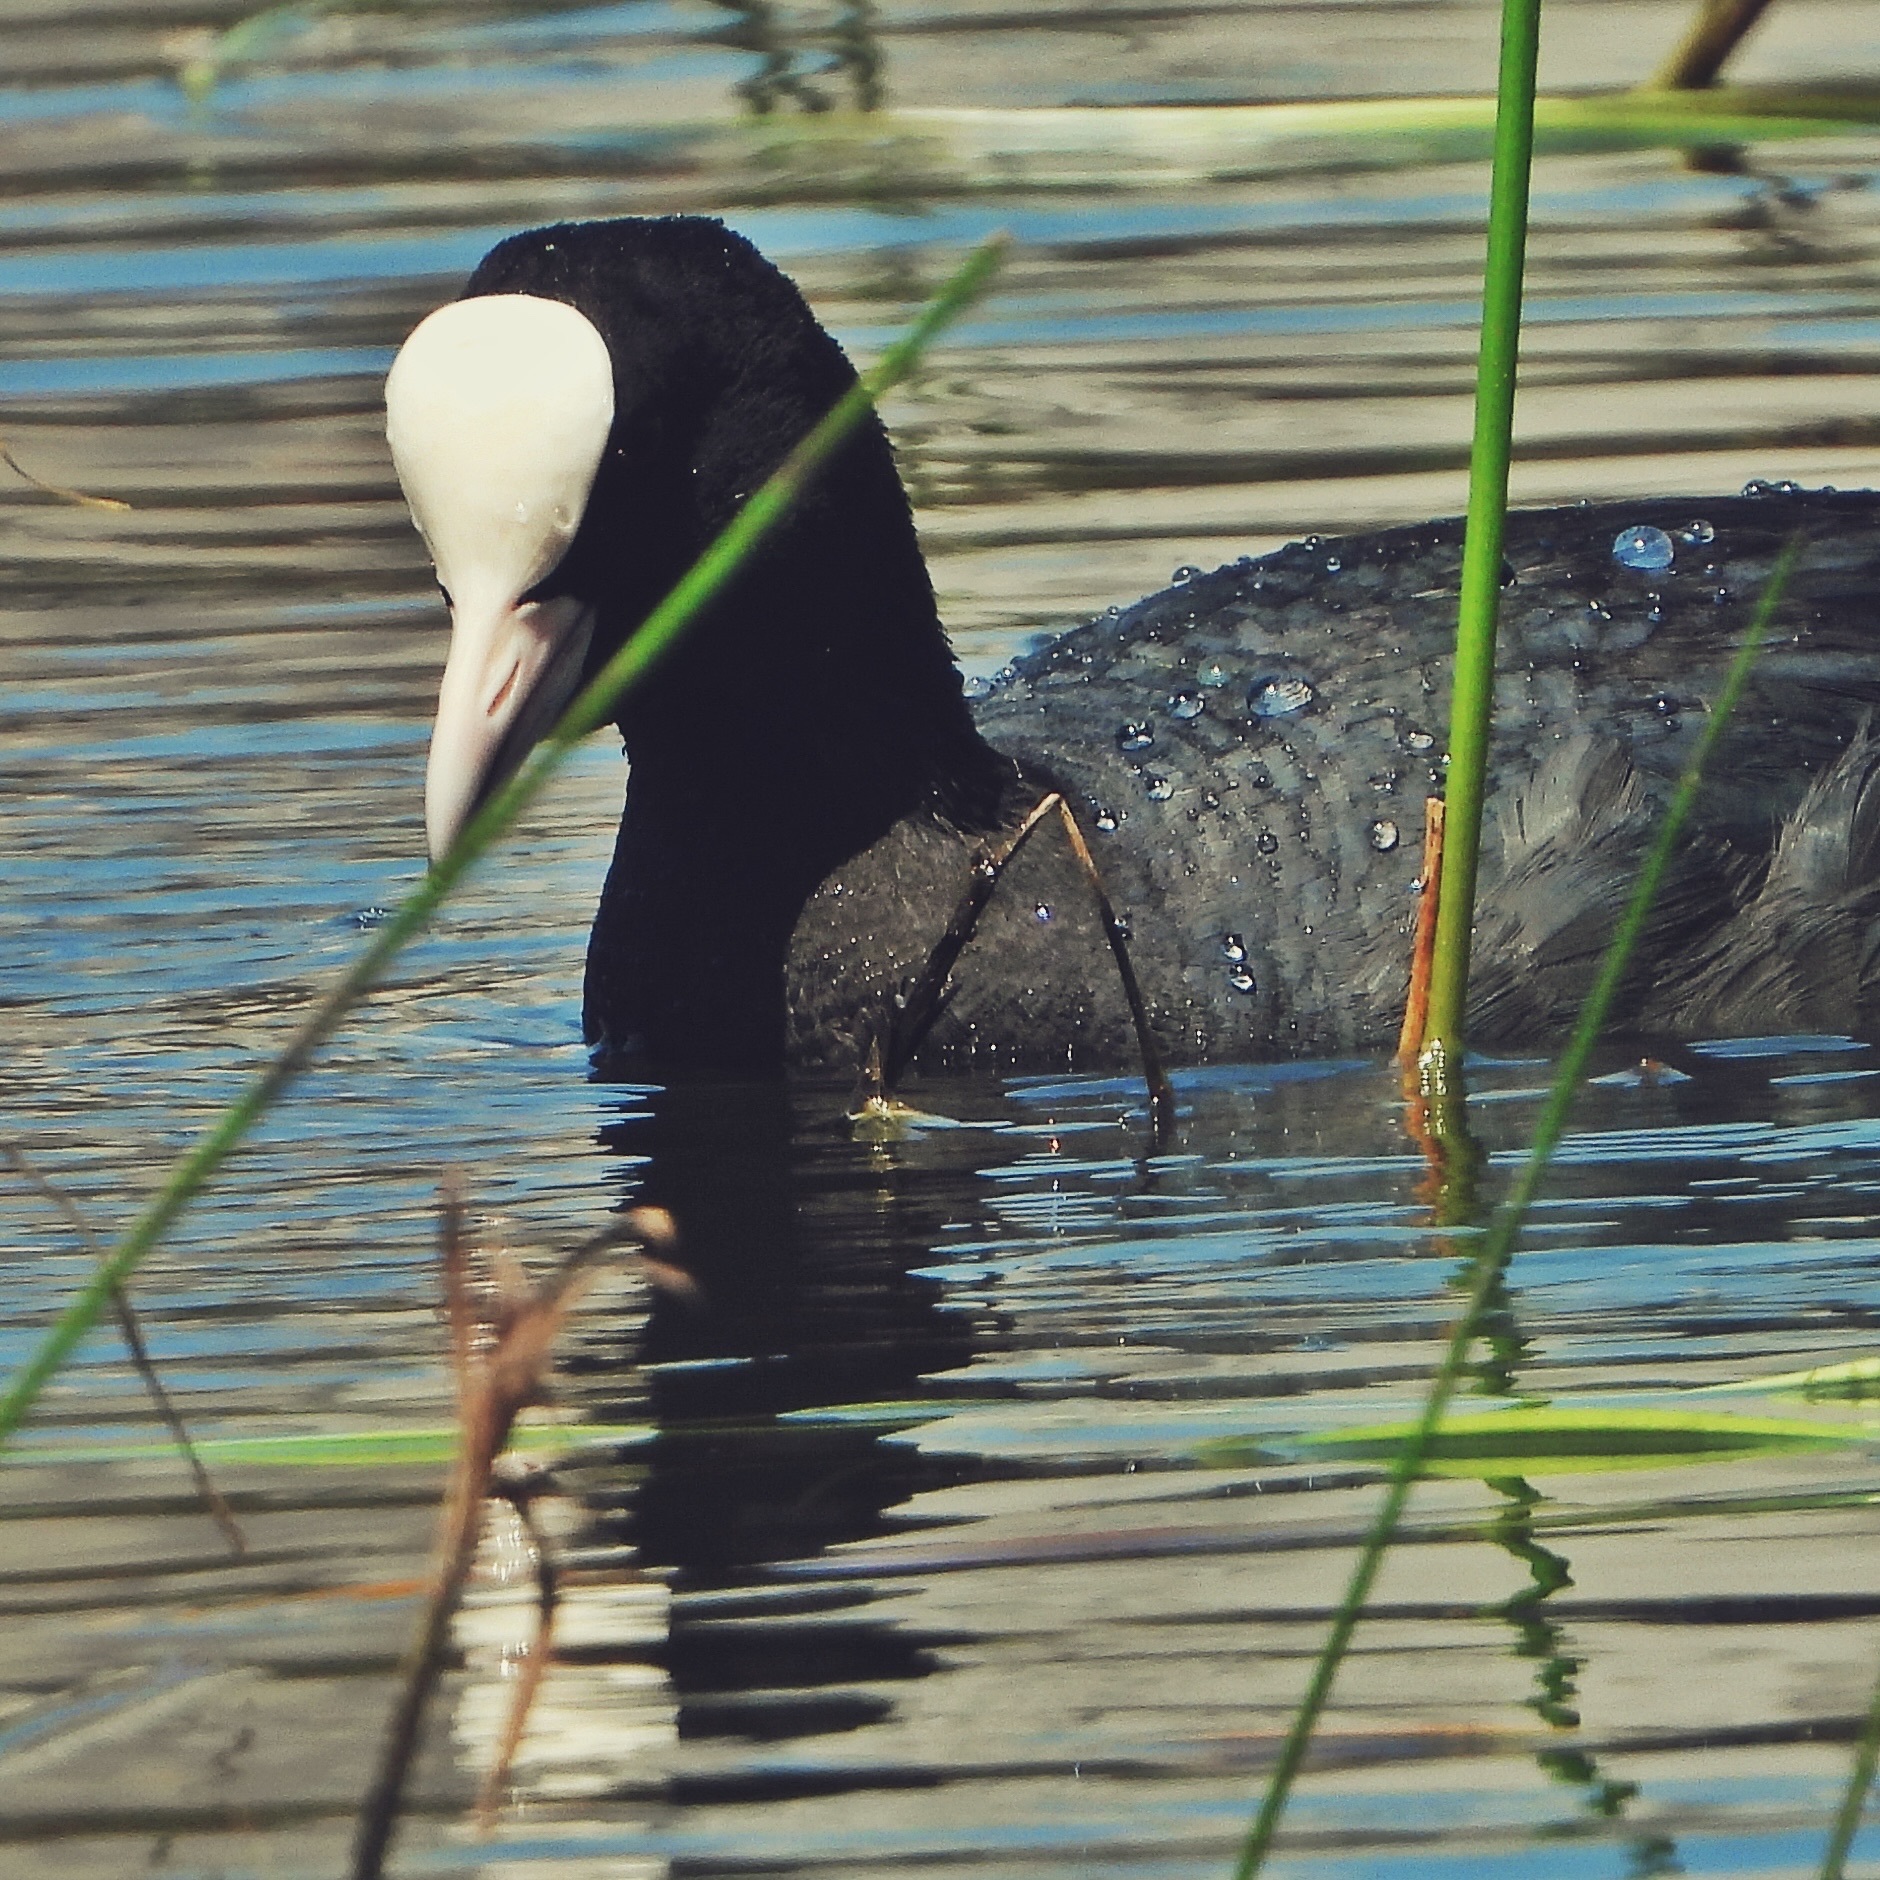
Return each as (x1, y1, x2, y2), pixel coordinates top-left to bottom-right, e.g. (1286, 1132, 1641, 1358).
(0, 236, 1007, 1449)
(1232, 540, 1796, 1879)
(1419, 0, 1543, 1073)
(1822, 1653, 1880, 1876)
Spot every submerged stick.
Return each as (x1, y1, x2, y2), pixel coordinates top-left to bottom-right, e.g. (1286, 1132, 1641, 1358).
(0, 237, 1005, 1450)
(0, 1142, 244, 1555)
(1418, 0, 1543, 1076)
(1231, 541, 1796, 1879)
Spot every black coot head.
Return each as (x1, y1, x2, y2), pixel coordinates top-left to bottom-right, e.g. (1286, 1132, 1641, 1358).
(387, 216, 978, 863)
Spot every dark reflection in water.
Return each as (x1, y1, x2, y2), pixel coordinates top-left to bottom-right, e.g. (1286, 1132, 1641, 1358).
(440, 1043, 1880, 1877)
(707, 0, 886, 116)
(594, 1078, 990, 1582)
(573, 1077, 1001, 1766)
(1458, 1156, 1683, 1876)
(1482, 1478, 1687, 1878)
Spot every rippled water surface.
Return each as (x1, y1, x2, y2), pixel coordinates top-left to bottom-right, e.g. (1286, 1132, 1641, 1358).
(4, 1, 1880, 1875)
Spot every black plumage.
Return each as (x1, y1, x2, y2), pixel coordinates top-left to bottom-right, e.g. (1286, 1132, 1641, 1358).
(416, 215, 1880, 1073)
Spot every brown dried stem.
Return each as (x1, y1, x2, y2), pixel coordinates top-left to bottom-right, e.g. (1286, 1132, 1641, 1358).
(881, 791, 1173, 1143)
(1652, 0, 1775, 89)
(1, 440, 129, 511)
(350, 1192, 670, 1880)
(0, 1142, 244, 1555)
(1397, 796, 1446, 1068)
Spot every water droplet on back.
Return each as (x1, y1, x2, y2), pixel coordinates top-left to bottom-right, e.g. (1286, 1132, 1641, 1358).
(1680, 518, 1715, 545)
(1405, 729, 1435, 752)
(1256, 830, 1280, 854)
(1117, 721, 1154, 753)
(1197, 658, 1231, 688)
(1227, 965, 1257, 994)
(1171, 565, 1200, 585)
(1034, 902, 1053, 923)
(1094, 806, 1118, 833)
(1251, 677, 1316, 719)
(1612, 525, 1675, 573)
(1370, 819, 1400, 853)
(1220, 933, 1247, 963)
(963, 674, 993, 699)
(1145, 774, 1174, 802)
(1168, 690, 1204, 721)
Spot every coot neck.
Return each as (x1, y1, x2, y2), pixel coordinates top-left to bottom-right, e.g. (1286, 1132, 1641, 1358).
(464, 219, 1017, 1062)
(581, 509, 1015, 1065)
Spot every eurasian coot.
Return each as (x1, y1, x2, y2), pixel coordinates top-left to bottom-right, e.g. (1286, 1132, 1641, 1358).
(386, 215, 1880, 1074)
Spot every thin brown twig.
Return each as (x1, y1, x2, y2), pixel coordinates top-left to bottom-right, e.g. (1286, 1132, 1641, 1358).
(881, 791, 1174, 1144)
(1397, 796, 1446, 1068)
(1651, 0, 1775, 89)
(350, 1194, 671, 1880)
(881, 793, 1060, 1085)
(1049, 797, 1174, 1144)
(1, 441, 130, 511)
(0, 1142, 244, 1556)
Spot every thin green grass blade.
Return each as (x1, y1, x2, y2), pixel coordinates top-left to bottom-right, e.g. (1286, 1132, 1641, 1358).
(1698, 1355, 1880, 1399)
(4, 1422, 654, 1469)
(1822, 1668, 1880, 1878)
(0, 236, 1006, 1450)
(730, 88, 1880, 194)
(1280, 1405, 1860, 1475)
(1419, 0, 1542, 1069)
(1230, 539, 1796, 1879)
(179, 2, 329, 103)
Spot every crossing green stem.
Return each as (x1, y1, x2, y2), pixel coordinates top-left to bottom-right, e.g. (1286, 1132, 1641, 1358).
(0, 236, 1006, 1447)
(1229, 564, 1797, 1876)
(1420, 0, 1543, 1071)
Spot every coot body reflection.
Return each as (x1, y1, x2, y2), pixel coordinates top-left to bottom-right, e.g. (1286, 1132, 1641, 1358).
(385, 214, 1880, 1074)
